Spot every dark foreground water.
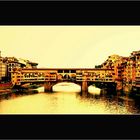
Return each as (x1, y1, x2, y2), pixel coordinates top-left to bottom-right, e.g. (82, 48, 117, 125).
(0, 90, 140, 114)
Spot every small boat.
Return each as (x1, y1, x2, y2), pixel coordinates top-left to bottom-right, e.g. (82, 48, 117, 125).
(0, 82, 13, 90)
(88, 85, 101, 95)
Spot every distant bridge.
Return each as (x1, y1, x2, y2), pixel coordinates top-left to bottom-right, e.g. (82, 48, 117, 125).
(11, 68, 117, 92)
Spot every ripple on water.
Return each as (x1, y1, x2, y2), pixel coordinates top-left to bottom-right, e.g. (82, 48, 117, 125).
(0, 91, 138, 114)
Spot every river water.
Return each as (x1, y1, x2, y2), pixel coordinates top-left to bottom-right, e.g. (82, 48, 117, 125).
(0, 87, 140, 114)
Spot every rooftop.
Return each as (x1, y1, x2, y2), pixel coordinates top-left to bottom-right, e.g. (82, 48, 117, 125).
(22, 68, 114, 71)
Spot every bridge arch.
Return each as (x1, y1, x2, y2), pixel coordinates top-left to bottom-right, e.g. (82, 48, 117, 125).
(52, 81, 81, 93)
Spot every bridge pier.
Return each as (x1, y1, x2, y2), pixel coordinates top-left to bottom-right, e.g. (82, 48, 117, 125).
(116, 81, 123, 91)
(81, 81, 88, 93)
(44, 82, 53, 92)
(123, 84, 132, 94)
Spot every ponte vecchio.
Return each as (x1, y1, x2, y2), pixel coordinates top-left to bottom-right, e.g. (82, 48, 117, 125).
(11, 68, 118, 92)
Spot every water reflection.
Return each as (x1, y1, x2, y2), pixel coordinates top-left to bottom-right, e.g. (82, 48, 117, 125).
(0, 83, 139, 114)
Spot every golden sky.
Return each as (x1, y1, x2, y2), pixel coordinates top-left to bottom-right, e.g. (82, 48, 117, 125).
(0, 26, 140, 68)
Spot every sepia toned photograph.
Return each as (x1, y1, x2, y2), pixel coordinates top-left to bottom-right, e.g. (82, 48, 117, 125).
(0, 26, 140, 114)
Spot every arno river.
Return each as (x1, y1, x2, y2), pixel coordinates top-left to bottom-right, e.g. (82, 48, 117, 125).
(0, 84, 140, 114)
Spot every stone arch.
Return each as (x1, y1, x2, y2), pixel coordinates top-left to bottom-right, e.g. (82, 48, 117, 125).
(52, 81, 81, 92)
(52, 81, 81, 87)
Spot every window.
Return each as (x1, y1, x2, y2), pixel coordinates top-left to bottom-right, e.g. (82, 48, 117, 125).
(76, 72, 82, 75)
(58, 70, 63, 73)
(71, 70, 76, 73)
(64, 70, 69, 73)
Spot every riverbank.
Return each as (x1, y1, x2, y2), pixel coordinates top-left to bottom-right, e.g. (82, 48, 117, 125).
(0, 89, 11, 93)
(0, 85, 40, 100)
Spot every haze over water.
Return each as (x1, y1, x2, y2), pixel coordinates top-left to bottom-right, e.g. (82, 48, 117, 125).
(0, 83, 139, 114)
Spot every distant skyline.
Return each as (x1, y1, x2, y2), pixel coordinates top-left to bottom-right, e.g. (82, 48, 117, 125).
(0, 26, 140, 68)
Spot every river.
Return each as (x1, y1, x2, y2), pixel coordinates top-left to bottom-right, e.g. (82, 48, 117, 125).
(0, 83, 140, 114)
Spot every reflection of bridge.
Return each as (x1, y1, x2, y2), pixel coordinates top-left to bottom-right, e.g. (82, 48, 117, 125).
(11, 68, 117, 92)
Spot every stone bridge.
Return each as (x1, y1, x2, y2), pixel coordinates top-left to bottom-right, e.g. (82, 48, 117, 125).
(11, 68, 118, 92)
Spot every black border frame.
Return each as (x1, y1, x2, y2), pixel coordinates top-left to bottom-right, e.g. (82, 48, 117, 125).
(0, 115, 140, 139)
(0, 1, 140, 139)
(0, 1, 140, 25)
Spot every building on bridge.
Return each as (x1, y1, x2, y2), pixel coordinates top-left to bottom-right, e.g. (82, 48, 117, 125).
(11, 68, 116, 92)
(3, 49, 140, 93)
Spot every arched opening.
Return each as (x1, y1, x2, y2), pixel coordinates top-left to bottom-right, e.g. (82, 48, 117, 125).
(57, 74, 63, 81)
(63, 74, 70, 80)
(52, 82, 81, 93)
